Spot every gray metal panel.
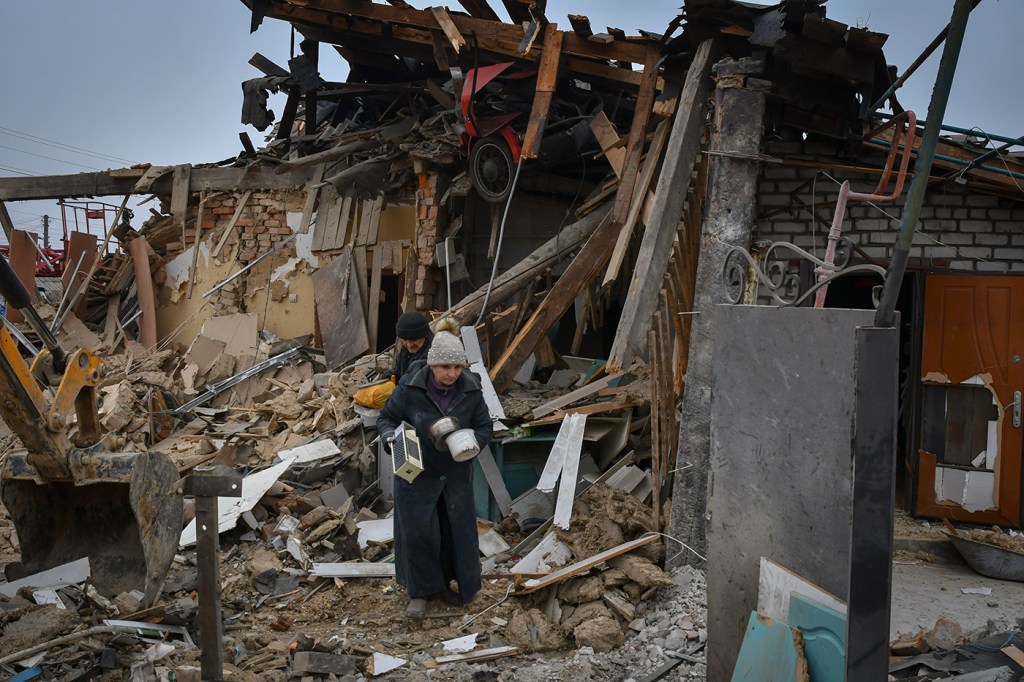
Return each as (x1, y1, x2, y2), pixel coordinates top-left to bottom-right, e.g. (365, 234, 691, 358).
(706, 304, 875, 681)
(846, 326, 899, 681)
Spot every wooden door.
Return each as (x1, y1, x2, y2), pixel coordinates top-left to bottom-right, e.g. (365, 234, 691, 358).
(918, 274, 1024, 528)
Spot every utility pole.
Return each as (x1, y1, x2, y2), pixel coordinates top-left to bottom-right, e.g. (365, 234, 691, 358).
(42, 215, 49, 249)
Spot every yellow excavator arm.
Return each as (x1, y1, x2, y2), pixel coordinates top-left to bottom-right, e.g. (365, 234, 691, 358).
(0, 254, 182, 605)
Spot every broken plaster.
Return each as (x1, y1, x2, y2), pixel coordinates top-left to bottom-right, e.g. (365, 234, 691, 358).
(270, 212, 318, 282)
(163, 242, 211, 301)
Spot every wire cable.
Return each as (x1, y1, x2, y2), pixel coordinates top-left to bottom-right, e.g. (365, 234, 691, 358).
(0, 125, 135, 165)
(0, 143, 102, 171)
(474, 155, 525, 327)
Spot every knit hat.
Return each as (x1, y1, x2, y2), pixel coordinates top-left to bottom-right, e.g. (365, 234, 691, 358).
(427, 331, 469, 367)
(395, 311, 430, 340)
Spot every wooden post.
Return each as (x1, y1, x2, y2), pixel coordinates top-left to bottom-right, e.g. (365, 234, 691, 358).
(667, 57, 768, 570)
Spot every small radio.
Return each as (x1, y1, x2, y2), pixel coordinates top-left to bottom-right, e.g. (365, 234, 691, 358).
(389, 421, 424, 483)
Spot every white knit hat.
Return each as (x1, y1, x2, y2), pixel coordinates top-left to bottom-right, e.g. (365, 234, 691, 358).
(427, 331, 468, 367)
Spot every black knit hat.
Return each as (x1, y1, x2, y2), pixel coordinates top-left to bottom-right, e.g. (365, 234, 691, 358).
(395, 311, 430, 340)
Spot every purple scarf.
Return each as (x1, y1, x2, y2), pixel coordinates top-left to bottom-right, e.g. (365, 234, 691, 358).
(426, 371, 457, 413)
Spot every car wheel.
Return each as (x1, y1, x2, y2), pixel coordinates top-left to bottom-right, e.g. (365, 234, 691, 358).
(469, 135, 515, 204)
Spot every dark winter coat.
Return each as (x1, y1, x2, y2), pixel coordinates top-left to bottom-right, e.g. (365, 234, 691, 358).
(377, 364, 492, 603)
(383, 331, 433, 383)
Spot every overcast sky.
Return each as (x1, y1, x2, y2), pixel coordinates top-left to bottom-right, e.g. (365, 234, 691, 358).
(1, 0, 1019, 241)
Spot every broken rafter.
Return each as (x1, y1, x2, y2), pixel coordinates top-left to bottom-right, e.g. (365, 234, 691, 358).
(457, 0, 500, 21)
(515, 534, 660, 594)
(521, 23, 563, 158)
(607, 39, 717, 371)
(429, 6, 466, 53)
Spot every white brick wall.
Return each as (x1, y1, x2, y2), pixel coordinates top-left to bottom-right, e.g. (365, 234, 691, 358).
(754, 141, 1024, 273)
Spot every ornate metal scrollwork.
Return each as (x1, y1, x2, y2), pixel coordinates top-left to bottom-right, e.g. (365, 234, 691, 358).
(723, 237, 886, 308)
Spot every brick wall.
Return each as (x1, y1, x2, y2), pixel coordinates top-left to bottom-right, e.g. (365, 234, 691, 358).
(754, 140, 1024, 273)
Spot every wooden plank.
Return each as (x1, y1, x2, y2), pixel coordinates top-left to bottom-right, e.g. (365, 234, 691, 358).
(170, 164, 191, 243)
(434, 646, 519, 665)
(212, 190, 252, 258)
(128, 237, 157, 349)
(488, 46, 660, 393)
(553, 415, 586, 530)
(355, 199, 373, 246)
(603, 117, 671, 287)
(462, 325, 507, 421)
(310, 562, 395, 578)
(429, 7, 466, 53)
(532, 367, 631, 419)
(103, 294, 121, 343)
(588, 111, 625, 177)
(367, 245, 383, 352)
(535, 414, 584, 493)
(297, 166, 325, 236)
(312, 248, 369, 369)
(366, 196, 383, 244)
(607, 38, 717, 371)
(0, 200, 15, 241)
(568, 14, 593, 38)
(430, 29, 451, 71)
(476, 446, 513, 516)
(516, 19, 541, 56)
(521, 24, 563, 159)
(526, 399, 633, 427)
(313, 190, 341, 252)
(6, 229, 37, 323)
(335, 196, 354, 249)
(186, 193, 208, 299)
(352, 245, 369, 321)
(516, 534, 659, 594)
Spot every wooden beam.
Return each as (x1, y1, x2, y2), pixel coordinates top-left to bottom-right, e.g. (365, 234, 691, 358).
(0, 167, 310, 201)
(488, 46, 660, 392)
(450, 203, 610, 324)
(249, 52, 290, 77)
(170, 164, 191, 245)
(568, 14, 592, 38)
(367, 245, 383, 352)
(521, 24, 563, 158)
(588, 110, 625, 176)
(429, 6, 466, 53)
(603, 117, 671, 287)
(607, 39, 717, 371)
(212, 190, 252, 259)
(531, 368, 632, 419)
(457, 0, 500, 21)
(0, 201, 14, 241)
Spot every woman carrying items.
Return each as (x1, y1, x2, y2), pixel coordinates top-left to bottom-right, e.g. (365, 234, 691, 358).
(376, 331, 493, 619)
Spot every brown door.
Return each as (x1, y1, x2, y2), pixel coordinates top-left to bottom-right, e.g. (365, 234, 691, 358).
(918, 274, 1023, 528)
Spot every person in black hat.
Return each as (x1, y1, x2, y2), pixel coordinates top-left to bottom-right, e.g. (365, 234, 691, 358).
(384, 311, 433, 383)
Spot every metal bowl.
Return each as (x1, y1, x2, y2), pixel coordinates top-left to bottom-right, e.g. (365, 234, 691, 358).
(428, 416, 461, 451)
(447, 429, 481, 462)
(945, 532, 1024, 582)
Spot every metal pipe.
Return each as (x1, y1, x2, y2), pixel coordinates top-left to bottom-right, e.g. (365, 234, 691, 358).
(867, 0, 981, 114)
(876, 112, 1021, 147)
(875, 0, 974, 327)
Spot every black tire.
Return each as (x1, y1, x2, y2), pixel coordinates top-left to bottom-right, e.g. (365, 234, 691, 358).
(469, 135, 515, 204)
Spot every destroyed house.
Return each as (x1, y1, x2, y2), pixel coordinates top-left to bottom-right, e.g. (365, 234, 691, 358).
(1, 0, 1024, 678)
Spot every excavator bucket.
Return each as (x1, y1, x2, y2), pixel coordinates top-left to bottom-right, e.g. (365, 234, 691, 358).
(1, 450, 183, 606)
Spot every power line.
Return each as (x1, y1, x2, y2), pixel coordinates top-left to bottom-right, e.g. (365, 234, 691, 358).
(0, 164, 38, 176)
(0, 125, 136, 165)
(0, 143, 102, 171)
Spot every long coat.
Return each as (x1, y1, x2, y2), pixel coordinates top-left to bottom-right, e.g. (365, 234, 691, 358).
(377, 364, 492, 603)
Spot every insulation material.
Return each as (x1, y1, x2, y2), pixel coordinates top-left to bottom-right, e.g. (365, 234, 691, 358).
(935, 466, 997, 512)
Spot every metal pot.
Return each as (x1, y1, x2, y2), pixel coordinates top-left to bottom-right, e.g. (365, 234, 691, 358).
(428, 416, 461, 451)
(447, 428, 481, 462)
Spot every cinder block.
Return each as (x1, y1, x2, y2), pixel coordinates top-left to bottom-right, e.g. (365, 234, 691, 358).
(291, 651, 356, 675)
